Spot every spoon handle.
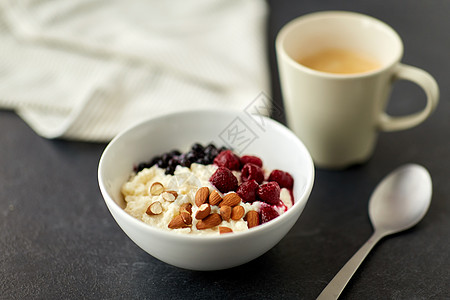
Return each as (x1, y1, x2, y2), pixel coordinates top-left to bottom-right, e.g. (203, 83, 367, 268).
(316, 231, 385, 300)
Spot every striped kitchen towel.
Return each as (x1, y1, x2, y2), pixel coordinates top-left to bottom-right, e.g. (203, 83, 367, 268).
(0, 0, 270, 141)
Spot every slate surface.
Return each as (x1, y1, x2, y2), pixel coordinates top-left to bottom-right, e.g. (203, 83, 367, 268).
(1, 0, 449, 299)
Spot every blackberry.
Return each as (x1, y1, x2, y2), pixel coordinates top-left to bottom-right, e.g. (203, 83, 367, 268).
(179, 156, 192, 168)
(165, 165, 176, 175)
(135, 142, 225, 173)
(161, 153, 172, 165)
(149, 156, 160, 167)
(136, 162, 150, 172)
(191, 143, 204, 153)
(170, 149, 181, 156)
(156, 158, 167, 168)
(168, 158, 178, 168)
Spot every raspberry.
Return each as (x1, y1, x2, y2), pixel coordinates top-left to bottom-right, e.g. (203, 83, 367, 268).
(241, 163, 264, 184)
(213, 150, 241, 171)
(268, 170, 294, 189)
(209, 167, 238, 193)
(240, 155, 263, 168)
(257, 181, 281, 205)
(236, 179, 259, 203)
(259, 202, 280, 224)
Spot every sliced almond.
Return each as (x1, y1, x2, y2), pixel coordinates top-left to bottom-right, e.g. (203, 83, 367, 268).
(231, 205, 245, 221)
(219, 226, 233, 234)
(245, 210, 260, 229)
(180, 211, 192, 225)
(196, 213, 222, 230)
(168, 215, 189, 229)
(162, 191, 178, 202)
(220, 193, 241, 207)
(195, 187, 209, 206)
(219, 205, 231, 222)
(180, 203, 192, 214)
(146, 201, 163, 216)
(195, 203, 211, 220)
(150, 182, 165, 196)
(209, 190, 222, 206)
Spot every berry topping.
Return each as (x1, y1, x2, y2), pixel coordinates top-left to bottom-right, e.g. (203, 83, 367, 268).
(259, 202, 280, 224)
(135, 143, 230, 174)
(268, 170, 294, 189)
(213, 150, 241, 171)
(240, 155, 263, 168)
(257, 181, 281, 205)
(236, 179, 259, 203)
(209, 167, 238, 193)
(241, 163, 264, 184)
(191, 143, 204, 153)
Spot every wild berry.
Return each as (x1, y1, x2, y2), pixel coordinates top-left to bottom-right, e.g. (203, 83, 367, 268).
(259, 202, 280, 224)
(241, 163, 264, 184)
(240, 155, 263, 168)
(191, 143, 204, 153)
(257, 181, 281, 205)
(236, 179, 259, 203)
(209, 167, 238, 193)
(213, 150, 241, 171)
(268, 170, 294, 189)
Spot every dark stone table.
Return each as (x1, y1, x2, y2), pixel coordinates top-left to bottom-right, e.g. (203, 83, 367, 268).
(1, 0, 449, 299)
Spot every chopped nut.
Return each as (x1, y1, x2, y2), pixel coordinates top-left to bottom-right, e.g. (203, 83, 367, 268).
(162, 191, 178, 202)
(150, 182, 165, 196)
(195, 187, 209, 206)
(168, 215, 190, 229)
(231, 205, 245, 221)
(219, 205, 231, 222)
(146, 201, 163, 216)
(220, 193, 241, 207)
(209, 190, 222, 206)
(195, 203, 211, 220)
(219, 226, 233, 234)
(180, 203, 192, 214)
(245, 211, 259, 229)
(196, 213, 222, 230)
(180, 211, 192, 225)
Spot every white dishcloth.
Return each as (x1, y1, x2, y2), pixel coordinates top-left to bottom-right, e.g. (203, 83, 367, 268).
(0, 0, 270, 142)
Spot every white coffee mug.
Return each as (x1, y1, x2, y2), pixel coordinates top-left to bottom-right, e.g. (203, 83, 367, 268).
(276, 11, 439, 169)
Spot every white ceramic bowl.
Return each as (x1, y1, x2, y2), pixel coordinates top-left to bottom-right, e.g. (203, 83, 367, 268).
(98, 109, 314, 270)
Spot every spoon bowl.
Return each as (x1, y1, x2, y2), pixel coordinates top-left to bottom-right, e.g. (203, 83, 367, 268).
(318, 164, 432, 299)
(369, 164, 432, 235)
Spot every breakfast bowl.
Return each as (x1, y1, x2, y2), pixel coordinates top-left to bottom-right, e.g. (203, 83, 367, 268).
(98, 109, 314, 270)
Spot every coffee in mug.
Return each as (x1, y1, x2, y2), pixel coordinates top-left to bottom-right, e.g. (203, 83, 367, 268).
(276, 11, 439, 169)
(296, 48, 381, 74)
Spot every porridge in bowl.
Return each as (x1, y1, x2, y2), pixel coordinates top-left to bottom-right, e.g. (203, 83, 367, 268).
(121, 143, 296, 235)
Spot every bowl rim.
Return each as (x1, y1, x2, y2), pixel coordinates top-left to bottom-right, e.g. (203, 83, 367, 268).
(98, 109, 315, 241)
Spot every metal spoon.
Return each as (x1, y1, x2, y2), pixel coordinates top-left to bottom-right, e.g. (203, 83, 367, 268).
(317, 164, 432, 299)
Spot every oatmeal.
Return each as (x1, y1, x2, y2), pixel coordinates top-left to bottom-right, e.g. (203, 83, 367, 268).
(121, 143, 295, 235)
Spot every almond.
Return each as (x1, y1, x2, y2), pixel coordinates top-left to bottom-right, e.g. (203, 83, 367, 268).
(168, 215, 189, 229)
(162, 191, 178, 202)
(196, 213, 222, 230)
(195, 203, 211, 220)
(245, 210, 260, 229)
(219, 205, 231, 222)
(231, 205, 245, 221)
(195, 187, 209, 206)
(219, 226, 233, 234)
(180, 211, 192, 225)
(220, 193, 241, 207)
(146, 201, 163, 215)
(180, 203, 192, 214)
(150, 182, 165, 196)
(209, 190, 222, 206)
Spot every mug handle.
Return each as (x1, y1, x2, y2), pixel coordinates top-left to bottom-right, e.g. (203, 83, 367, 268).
(378, 63, 439, 132)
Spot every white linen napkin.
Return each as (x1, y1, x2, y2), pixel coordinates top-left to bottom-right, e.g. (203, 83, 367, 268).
(0, 0, 270, 142)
